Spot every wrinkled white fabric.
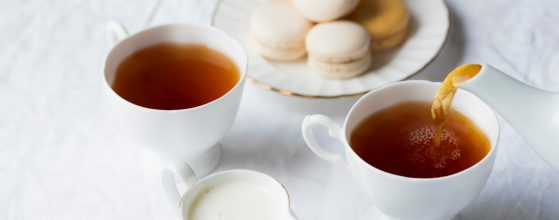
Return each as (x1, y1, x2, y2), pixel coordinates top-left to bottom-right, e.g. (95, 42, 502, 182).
(0, 0, 558, 220)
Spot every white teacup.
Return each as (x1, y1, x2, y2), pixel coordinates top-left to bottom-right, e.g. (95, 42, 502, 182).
(302, 80, 500, 220)
(162, 161, 298, 220)
(103, 21, 247, 176)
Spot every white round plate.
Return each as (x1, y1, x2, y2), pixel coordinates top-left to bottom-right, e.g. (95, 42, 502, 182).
(213, 0, 449, 98)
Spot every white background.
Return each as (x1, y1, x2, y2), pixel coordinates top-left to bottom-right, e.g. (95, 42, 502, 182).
(1, 0, 559, 219)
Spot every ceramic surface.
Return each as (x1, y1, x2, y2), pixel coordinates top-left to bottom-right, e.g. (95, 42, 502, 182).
(302, 81, 500, 220)
(104, 22, 248, 176)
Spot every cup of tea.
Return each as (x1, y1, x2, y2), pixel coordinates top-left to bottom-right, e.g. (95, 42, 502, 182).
(162, 160, 298, 220)
(103, 21, 247, 176)
(301, 80, 499, 220)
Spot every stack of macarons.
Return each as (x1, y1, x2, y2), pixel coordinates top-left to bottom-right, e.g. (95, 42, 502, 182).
(250, 0, 410, 79)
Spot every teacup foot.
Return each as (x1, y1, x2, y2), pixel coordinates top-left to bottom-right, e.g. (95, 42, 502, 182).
(378, 212, 458, 220)
(186, 143, 222, 176)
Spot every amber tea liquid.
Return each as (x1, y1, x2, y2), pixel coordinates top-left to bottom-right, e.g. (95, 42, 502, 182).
(350, 101, 490, 178)
(111, 43, 240, 110)
(431, 64, 482, 146)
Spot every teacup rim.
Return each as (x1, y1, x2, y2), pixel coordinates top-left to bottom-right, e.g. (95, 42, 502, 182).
(177, 169, 292, 219)
(102, 23, 248, 113)
(341, 80, 500, 182)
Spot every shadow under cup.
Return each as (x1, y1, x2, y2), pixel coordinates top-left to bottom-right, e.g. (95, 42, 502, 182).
(343, 81, 499, 220)
(103, 24, 247, 175)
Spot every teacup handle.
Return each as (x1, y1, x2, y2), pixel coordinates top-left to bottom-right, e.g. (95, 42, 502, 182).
(106, 20, 129, 48)
(302, 115, 347, 167)
(161, 160, 198, 206)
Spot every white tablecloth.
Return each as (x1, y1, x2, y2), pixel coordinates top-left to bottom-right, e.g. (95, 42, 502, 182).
(1, 0, 559, 219)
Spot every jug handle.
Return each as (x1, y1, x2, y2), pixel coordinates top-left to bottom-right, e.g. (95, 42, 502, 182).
(106, 20, 129, 48)
(302, 114, 347, 168)
(161, 160, 198, 206)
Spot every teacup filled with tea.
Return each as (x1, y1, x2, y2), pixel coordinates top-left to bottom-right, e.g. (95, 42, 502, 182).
(302, 65, 499, 220)
(103, 21, 247, 176)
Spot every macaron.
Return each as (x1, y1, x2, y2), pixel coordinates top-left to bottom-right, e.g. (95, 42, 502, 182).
(350, 0, 410, 50)
(250, 1, 313, 61)
(293, 0, 359, 23)
(305, 21, 371, 79)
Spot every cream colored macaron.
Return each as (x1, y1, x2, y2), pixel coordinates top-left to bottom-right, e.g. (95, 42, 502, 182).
(293, 0, 359, 22)
(306, 21, 371, 79)
(250, 1, 313, 61)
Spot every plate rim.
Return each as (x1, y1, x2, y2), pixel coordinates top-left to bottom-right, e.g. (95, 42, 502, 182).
(211, 0, 451, 99)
